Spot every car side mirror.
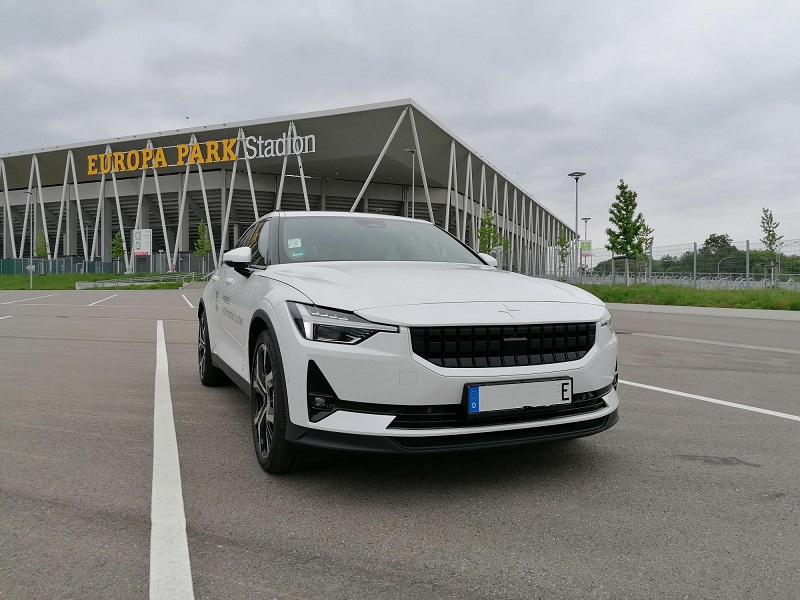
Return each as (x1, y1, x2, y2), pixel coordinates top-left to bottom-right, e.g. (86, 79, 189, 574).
(222, 246, 252, 267)
(478, 253, 498, 268)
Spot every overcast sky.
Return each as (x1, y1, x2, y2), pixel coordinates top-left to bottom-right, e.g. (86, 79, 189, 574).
(1, 0, 798, 250)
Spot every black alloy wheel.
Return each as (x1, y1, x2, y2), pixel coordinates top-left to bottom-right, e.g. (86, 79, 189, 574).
(251, 329, 300, 473)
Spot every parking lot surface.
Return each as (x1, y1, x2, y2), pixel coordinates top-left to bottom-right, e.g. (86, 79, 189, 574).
(2, 290, 799, 599)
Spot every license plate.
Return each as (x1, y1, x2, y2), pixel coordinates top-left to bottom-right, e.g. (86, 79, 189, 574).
(467, 379, 572, 413)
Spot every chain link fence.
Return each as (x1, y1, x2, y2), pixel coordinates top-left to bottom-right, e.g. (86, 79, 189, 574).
(578, 239, 799, 290)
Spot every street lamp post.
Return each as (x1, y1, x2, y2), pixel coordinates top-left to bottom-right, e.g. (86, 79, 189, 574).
(404, 148, 416, 219)
(717, 255, 732, 280)
(568, 172, 586, 279)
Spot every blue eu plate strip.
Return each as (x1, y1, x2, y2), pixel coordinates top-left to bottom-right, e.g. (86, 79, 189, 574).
(468, 386, 480, 413)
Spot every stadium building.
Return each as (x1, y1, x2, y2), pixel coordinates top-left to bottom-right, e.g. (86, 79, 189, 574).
(0, 99, 575, 274)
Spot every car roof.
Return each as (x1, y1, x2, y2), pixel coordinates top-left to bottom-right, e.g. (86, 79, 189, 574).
(261, 211, 432, 224)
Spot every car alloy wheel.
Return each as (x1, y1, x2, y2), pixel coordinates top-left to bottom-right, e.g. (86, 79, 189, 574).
(250, 329, 300, 473)
(252, 343, 276, 459)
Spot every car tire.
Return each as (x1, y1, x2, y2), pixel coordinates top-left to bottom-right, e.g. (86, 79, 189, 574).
(251, 329, 301, 474)
(198, 310, 226, 386)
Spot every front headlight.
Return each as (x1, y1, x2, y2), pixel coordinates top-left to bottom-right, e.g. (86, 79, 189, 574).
(287, 302, 399, 344)
(599, 309, 613, 332)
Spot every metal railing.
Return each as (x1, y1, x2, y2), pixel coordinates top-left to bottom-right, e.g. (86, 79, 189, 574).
(568, 238, 799, 290)
(74, 273, 202, 289)
(0, 252, 216, 276)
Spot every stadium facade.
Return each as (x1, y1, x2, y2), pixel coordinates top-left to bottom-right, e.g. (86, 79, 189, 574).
(0, 99, 575, 274)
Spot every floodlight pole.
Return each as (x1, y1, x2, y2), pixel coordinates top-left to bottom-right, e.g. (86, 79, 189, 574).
(405, 148, 416, 219)
(568, 172, 586, 280)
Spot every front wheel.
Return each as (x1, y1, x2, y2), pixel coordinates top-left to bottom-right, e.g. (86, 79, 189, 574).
(251, 329, 300, 473)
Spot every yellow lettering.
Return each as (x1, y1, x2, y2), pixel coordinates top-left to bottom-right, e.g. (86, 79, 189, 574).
(87, 155, 98, 176)
(113, 152, 125, 172)
(221, 138, 237, 161)
(189, 143, 204, 164)
(176, 144, 189, 165)
(99, 154, 112, 174)
(205, 141, 220, 163)
(141, 148, 154, 169)
(153, 147, 168, 168)
(126, 150, 140, 171)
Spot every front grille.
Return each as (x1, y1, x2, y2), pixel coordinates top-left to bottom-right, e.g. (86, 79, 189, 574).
(410, 323, 596, 368)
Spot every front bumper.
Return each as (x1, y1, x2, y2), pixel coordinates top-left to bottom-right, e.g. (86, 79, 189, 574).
(273, 301, 619, 441)
(285, 408, 618, 454)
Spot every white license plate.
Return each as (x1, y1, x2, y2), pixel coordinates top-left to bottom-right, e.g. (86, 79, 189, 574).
(467, 379, 572, 413)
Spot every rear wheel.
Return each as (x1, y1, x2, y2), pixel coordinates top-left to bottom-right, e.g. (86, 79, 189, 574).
(198, 310, 226, 386)
(251, 329, 300, 473)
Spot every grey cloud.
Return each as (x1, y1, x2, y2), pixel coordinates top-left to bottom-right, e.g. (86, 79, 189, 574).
(1, 0, 798, 247)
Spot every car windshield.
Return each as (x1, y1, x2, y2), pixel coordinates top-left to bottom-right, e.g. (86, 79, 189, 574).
(278, 215, 483, 265)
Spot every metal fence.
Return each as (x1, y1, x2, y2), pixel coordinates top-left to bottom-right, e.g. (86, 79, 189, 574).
(0, 252, 216, 276)
(578, 238, 800, 290)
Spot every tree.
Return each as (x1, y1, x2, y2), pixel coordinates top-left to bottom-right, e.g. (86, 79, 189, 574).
(556, 232, 570, 280)
(34, 230, 48, 258)
(111, 231, 125, 259)
(701, 233, 736, 255)
(760, 208, 783, 253)
(194, 222, 213, 255)
(634, 220, 654, 282)
(195, 222, 213, 273)
(760, 208, 784, 285)
(476, 210, 510, 256)
(605, 179, 646, 286)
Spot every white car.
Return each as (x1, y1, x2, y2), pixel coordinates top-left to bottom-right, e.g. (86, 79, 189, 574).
(199, 211, 618, 473)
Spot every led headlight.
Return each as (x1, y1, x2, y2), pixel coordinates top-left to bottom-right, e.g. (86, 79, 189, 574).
(288, 303, 399, 344)
(599, 309, 613, 332)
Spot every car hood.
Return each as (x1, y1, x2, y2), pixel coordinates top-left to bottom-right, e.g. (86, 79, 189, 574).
(261, 262, 605, 324)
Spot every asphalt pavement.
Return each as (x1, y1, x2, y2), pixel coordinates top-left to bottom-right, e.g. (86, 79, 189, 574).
(1, 290, 798, 599)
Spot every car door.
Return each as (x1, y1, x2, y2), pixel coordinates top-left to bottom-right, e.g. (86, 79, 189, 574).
(221, 218, 271, 381)
(213, 220, 264, 375)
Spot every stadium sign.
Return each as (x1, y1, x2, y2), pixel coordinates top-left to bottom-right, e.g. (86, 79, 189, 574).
(86, 133, 316, 175)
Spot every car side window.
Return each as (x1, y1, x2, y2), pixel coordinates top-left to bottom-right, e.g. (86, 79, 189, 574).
(251, 220, 270, 267)
(232, 220, 268, 268)
(236, 223, 259, 250)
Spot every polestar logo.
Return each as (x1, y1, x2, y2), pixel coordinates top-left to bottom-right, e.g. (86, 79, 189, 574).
(498, 304, 519, 319)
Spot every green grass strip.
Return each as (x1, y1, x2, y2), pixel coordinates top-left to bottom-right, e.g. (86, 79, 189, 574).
(578, 284, 800, 311)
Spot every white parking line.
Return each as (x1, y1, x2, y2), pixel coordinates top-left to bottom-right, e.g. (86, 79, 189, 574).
(620, 379, 800, 422)
(0, 293, 60, 305)
(630, 332, 800, 355)
(181, 295, 194, 309)
(150, 321, 194, 599)
(0, 315, 12, 320)
(87, 294, 118, 307)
